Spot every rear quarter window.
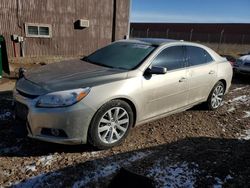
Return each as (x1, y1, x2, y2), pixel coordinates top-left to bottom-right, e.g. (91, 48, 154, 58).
(186, 46, 213, 66)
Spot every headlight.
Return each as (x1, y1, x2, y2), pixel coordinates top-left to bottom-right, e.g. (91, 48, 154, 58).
(36, 88, 90, 108)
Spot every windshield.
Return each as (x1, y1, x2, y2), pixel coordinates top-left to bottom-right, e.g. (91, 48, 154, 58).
(85, 42, 156, 70)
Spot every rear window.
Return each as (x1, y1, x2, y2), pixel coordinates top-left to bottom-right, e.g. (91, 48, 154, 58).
(186, 46, 213, 66)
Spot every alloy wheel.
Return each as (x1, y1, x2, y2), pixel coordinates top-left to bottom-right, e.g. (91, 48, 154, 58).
(98, 107, 129, 144)
(211, 84, 224, 109)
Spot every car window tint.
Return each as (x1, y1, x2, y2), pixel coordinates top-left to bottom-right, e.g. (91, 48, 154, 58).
(186, 46, 213, 66)
(151, 46, 185, 71)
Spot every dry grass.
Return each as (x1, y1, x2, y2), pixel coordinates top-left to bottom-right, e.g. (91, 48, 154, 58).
(201, 43, 250, 57)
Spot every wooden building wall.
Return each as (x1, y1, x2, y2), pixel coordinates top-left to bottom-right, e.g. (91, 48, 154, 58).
(0, 0, 130, 57)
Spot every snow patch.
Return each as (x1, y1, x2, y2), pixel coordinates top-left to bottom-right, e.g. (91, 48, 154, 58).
(243, 111, 250, 118)
(230, 95, 249, 103)
(231, 87, 247, 92)
(38, 155, 54, 167)
(89, 151, 102, 156)
(22, 164, 37, 173)
(239, 129, 250, 140)
(73, 151, 150, 188)
(227, 107, 236, 112)
(146, 161, 199, 188)
(19, 155, 55, 175)
(227, 95, 250, 114)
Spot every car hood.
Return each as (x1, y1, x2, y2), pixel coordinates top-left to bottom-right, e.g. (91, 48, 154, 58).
(16, 59, 128, 96)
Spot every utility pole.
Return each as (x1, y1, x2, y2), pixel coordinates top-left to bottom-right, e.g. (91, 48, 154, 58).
(190, 29, 194, 41)
(146, 28, 149, 38)
(218, 29, 224, 51)
(130, 28, 134, 38)
(166, 28, 170, 39)
(241, 34, 245, 44)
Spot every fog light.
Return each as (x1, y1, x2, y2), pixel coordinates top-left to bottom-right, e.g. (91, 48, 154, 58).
(51, 129, 60, 137)
(41, 128, 68, 138)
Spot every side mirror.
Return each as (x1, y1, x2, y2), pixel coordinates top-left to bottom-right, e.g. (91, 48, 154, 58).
(146, 66, 167, 75)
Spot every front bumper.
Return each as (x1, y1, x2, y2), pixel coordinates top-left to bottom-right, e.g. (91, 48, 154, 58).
(13, 89, 96, 145)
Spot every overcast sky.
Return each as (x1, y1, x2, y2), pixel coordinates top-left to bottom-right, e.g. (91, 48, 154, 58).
(131, 0, 250, 23)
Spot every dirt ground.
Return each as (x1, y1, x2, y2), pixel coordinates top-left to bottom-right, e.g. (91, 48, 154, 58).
(0, 74, 249, 188)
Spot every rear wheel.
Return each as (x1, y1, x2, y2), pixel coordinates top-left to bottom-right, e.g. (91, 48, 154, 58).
(206, 81, 225, 110)
(88, 100, 133, 149)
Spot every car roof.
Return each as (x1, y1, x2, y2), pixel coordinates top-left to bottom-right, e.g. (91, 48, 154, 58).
(122, 38, 179, 46)
(239, 55, 250, 62)
(119, 38, 224, 62)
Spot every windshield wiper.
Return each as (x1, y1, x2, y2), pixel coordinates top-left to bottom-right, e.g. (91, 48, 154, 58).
(83, 57, 114, 69)
(82, 57, 95, 64)
(113, 66, 128, 70)
(82, 57, 128, 70)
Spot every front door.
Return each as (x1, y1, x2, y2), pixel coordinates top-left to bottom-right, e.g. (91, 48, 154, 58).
(142, 46, 188, 120)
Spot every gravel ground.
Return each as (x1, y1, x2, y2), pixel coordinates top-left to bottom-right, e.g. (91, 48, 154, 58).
(0, 74, 249, 188)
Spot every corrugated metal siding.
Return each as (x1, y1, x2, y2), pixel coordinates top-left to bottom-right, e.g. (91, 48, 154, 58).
(115, 0, 130, 40)
(0, 0, 130, 57)
(0, 0, 21, 57)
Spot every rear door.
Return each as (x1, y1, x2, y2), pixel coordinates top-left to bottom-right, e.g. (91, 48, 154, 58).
(142, 46, 188, 120)
(185, 46, 217, 104)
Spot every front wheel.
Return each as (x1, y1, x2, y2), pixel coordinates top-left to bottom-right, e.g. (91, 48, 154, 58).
(88, 100, 134, 150)
(206, 81, 225, 111)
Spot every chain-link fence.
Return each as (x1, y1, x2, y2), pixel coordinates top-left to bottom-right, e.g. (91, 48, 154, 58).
(130, 29, 250, 44)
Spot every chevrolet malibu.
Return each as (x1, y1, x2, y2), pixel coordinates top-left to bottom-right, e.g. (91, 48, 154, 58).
(14, 39, 233, 149)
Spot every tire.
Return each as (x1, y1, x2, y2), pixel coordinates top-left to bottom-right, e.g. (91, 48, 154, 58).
(206, 81, 225, 111)
(88, 100, 134, 150)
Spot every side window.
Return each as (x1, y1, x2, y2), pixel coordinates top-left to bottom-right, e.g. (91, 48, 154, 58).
(186, 46, 213, 66)
(151, 46, 185, 71)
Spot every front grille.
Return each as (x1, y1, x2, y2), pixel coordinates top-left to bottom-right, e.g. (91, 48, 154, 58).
(15, 102, 29, 121)
(17, 89, 39, 99)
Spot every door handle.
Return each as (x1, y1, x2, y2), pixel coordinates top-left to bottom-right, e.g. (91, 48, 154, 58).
(179, 77, 187, 83)
(209, 70, 215, 75)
